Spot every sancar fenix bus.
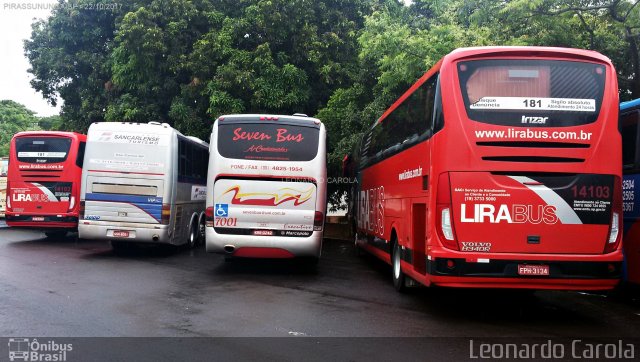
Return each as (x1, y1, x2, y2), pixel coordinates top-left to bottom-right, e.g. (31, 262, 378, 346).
(205, 114, 327, 261)
(349, 47, 623, 291)
(621, 98, 640, 285)
(6, 131, 87, 238)
(78, 122, 209, 250)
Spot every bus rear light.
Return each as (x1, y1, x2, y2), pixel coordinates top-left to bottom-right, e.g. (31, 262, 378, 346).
(608, 212, 619, 244)
(446, 259, 456, 269)
(604, 212, 621, 254)
(6, 194, 10, 210)
(205, 206, 214, 227)
(604, 177, 622, 254)
(68, 196, 76, 212)
(314, 211, 324, 231)
(441, 208, 454, 240)
(161, 204, 171, 224)
(436, 173, 459, 250)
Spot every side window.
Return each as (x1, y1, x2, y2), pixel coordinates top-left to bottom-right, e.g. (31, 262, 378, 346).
(432, 76, 444, 134)
(75, 141, 86, 168)
(178, 138, 187, 180)
(178, 137, 208, 184)
(622, 110, 640, 170)
(363, 73, 439, 168)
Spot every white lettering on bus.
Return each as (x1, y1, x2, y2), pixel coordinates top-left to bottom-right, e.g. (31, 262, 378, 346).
(358, 186, 384, 235)
(460, 204, 558, 224)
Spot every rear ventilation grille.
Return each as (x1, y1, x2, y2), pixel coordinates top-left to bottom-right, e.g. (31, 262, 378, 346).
(476, 141, 589, 149)
(482, 156, 585, 163)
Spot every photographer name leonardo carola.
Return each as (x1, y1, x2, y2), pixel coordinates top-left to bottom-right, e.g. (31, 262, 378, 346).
(470, 339, 636, 359)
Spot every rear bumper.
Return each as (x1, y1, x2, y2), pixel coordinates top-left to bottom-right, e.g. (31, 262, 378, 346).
(6, 214, 78, 229)
(78, 221, 172, 244)
(205, 227, 323, 258)
(426, 257, 622, 290)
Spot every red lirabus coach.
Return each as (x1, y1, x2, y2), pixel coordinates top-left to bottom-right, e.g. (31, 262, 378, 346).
(6, 131, 86, 238)
(348, 47, 622, 291)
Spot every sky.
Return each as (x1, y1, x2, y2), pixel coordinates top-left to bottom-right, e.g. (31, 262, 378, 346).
(0, 0, 60, 117)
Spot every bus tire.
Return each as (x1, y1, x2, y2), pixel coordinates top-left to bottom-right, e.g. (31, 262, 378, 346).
(353, 232, 364, 256)
(197, 215, 206, 245)
(392, 240, 406, 293)
(188, 219, 198, 249)
(44, 230, 67, 239)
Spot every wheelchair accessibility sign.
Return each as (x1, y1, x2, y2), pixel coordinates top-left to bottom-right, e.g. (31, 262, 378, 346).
(214, 204, 229, 217)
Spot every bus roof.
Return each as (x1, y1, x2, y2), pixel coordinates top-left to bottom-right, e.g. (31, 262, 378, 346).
(216, 114, 321, 125)
(13, 131, 86, 139)
(89, 122, 208, 146)
(621, 98, 640, 112)
(445, 46, 612, 64)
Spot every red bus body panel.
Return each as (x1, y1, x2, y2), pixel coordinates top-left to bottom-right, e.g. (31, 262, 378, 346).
(6, 131, 86, 230)
(354, 47, 623, 290)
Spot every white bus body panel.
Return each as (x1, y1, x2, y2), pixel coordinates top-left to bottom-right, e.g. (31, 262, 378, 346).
(205, 115, 327, 258)
(79, 122, 207, 246)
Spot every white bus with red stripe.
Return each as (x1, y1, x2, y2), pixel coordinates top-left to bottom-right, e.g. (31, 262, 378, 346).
(205, 114, 327, 260)
(78, 122, 209, 250)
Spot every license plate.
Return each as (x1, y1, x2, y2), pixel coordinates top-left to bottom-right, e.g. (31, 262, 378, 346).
(518, 264, 549, 276)
(113, 230, 130, 238)
(253, 230, 274, 236)
(32, 216, 44, 221)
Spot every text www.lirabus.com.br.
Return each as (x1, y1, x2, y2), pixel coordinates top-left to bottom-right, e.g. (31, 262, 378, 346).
(475, 128, 593, 141)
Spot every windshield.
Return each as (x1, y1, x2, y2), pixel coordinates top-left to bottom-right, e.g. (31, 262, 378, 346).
(15, 137, 71, 164)
(217, 122, 320, 161)
(458, 59, 606, 127)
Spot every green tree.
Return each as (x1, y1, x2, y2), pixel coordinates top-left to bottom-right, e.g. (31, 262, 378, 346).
(0, 100, 41, 157)
(318, 0, 495, 207)
(24, 0, 140, 133)
(38, 115, 64, 131)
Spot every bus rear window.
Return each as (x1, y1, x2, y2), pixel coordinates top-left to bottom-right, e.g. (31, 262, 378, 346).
(217, 122, 319, 161)
(15, 137, 71, 164)
(458, 59, 606, 127)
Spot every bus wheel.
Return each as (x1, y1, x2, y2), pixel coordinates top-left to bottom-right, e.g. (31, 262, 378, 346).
(353, 232, 363, 256)
(44, 230, 67, 240)
(188, 221, 198, 249)
(392, 241, 406, 292)
(197, 218, 205, 245)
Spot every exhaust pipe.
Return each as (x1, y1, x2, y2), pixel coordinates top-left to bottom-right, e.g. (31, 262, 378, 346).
(224, 245, 235, 254)
(152, 235, 159, 242)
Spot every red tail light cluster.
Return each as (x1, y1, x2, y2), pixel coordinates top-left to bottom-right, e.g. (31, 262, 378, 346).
(161, 204, 171, 225)
(604, 176, 622, 254)
(68, 196, 76, 213)
(5, 182, 10, 210)
(436, 173, 459, 250)
(314, 211, 324, 231)
(205, 206, 214, 227)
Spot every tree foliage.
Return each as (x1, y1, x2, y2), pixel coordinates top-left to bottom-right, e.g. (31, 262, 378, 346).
(0, 101, 41, 157)
(24, 0, 640, 205)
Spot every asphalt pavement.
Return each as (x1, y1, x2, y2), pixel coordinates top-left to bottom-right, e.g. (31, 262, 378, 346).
(0, 226, 639, 359)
